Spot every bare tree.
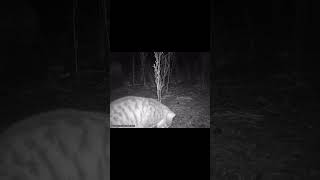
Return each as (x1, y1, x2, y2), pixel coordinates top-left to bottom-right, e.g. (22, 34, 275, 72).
(72, 0, 79, 74)
(153, 52, 174, 102)
(131, 53, 135, 85)
(164, 52, 174, 92)
(140, 52, 147, 86)
(200, 52, 210, 89)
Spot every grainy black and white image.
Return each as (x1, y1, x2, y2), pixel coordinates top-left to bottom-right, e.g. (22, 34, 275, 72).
(0, 0, 110, 179)
(110, 52, 210, 128)
(213, 1, 320, 180)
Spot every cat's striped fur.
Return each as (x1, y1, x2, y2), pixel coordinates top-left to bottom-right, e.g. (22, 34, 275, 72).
(0, 109, 109, 180)
(110, 96, 175, 128)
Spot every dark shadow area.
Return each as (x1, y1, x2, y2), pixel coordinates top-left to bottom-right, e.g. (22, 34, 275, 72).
(212, 0, 320, 179)
(0, 0, 107, 132)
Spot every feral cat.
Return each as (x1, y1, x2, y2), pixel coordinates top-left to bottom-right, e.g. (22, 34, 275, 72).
(110, 96, 175, 128)
(0, 109, 109, 180)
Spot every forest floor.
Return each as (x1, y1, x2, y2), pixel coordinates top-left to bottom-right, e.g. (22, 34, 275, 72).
(212, 73, 320, 180)
(110, 82, 210, 128)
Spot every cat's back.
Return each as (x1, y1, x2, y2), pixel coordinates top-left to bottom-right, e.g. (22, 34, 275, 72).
(110, 96, 175, 128)
(110, 96, 148, 105)
(0, 109, 109, 180)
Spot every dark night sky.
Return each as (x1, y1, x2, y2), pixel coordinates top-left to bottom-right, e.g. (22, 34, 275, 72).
(2, 0, 320, 81)
(0, 0, 107, 89)
(211, 0, 320, 80)
(214, 0, 319, 53)
(214, 0, 317, 47)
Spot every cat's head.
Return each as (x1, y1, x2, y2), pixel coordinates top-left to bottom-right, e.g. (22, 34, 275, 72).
(156, 109, 175, 128)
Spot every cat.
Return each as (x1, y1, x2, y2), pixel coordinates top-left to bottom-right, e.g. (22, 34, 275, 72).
(110, 96, 175, 128)
(0, 109, 109, 180)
